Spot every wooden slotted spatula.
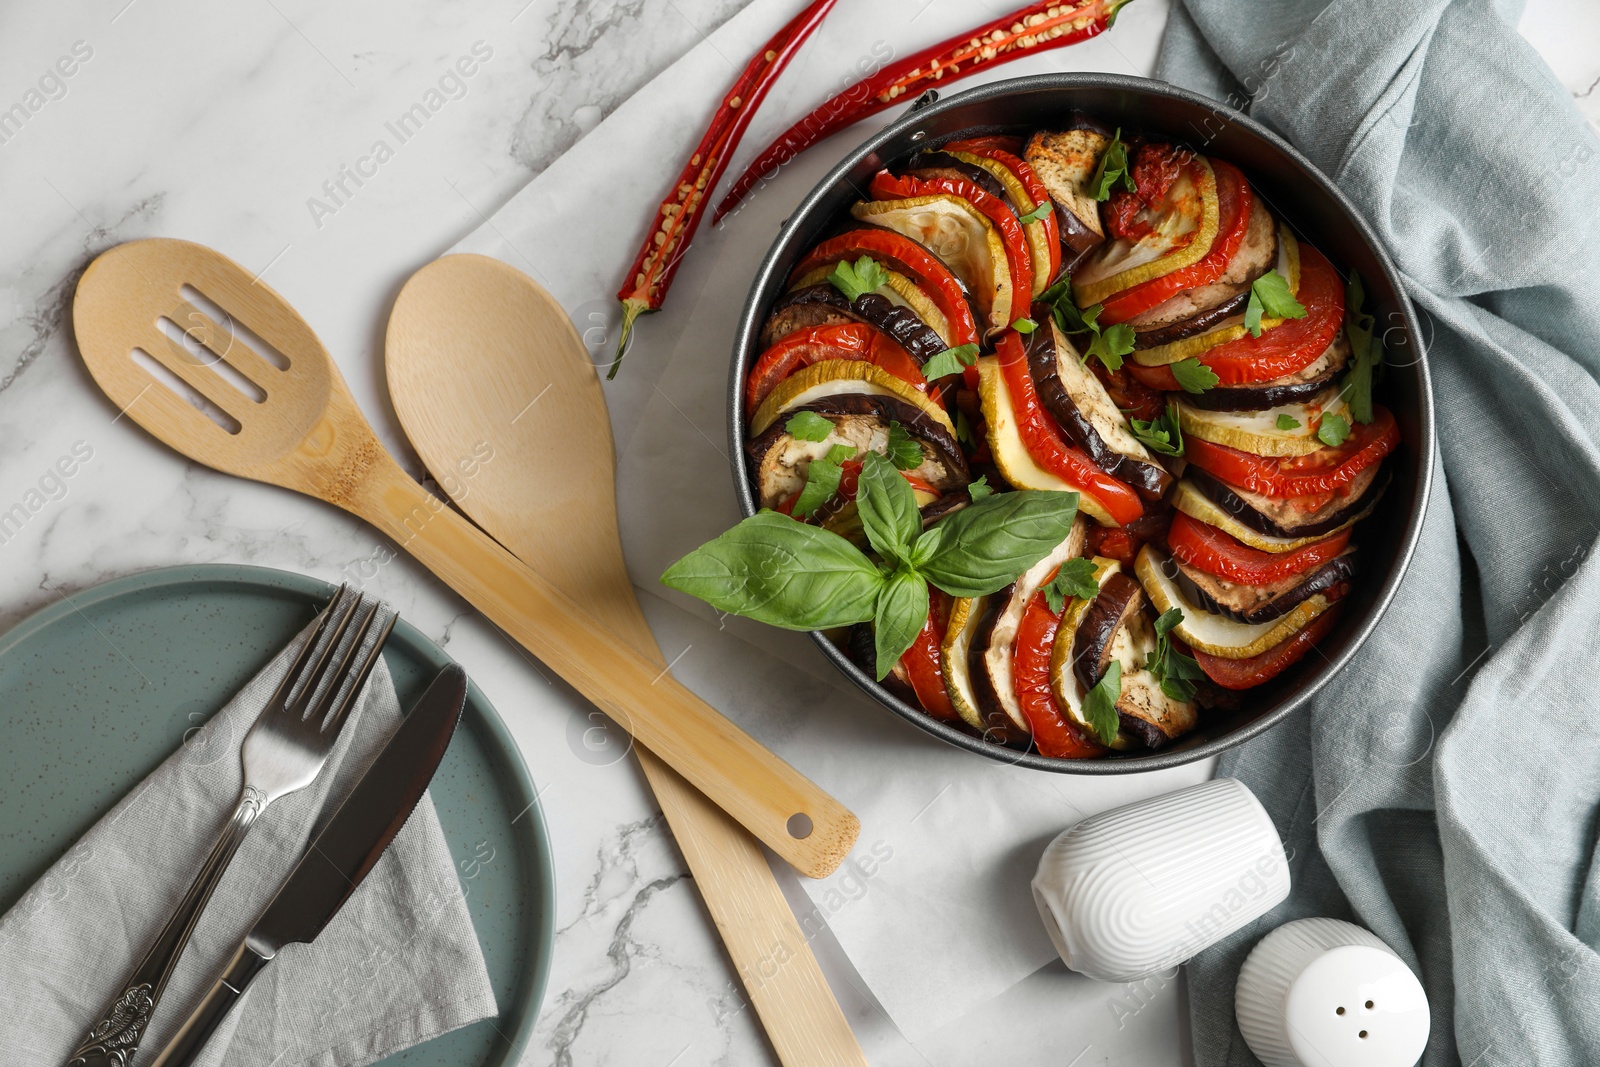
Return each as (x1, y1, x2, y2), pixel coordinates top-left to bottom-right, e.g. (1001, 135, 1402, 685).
(384, 253, 868, 1067)
(71, 238, 858, 879)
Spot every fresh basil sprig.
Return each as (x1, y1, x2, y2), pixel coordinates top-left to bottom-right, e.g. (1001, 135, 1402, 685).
(1344, 269, 1380, 424)
(662, 457, 1080, 679)
(1144, 608, 1205, 702)
(1243, 270, 1307, 337)
(828, 255, 889, 303)
(1090, 128, 1136, 202)
(1081, 659, 1122, 744)
(1130, 399, 1184, 457)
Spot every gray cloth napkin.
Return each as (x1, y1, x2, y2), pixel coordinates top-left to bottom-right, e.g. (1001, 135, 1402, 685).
(1156, 1, 1600, 1064)
(0, 601, 496, 1066)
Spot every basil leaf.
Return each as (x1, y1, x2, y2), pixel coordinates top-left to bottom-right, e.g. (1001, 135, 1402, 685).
(1317, 412, 1351, 447)
(857, 451, 920, 565)
(966, 474, 993, 502)
(1018, 200, 1053, 224)
(1081, 659, 1122, 744)
(1085, 322, 1135, 371)
(1171, 358, 1219, 394)
(828, 255, 889, 303)
(786, 410, 834, 442)
(1344, 269, 1380, 424)
(872, 568, 929, 680)
(885, 421, 924, 470)
(912, 489, 1079, 597)
(792, 443, 856, 518)
(1012, 317, 1038, 335)
(1042, 557, 1100, 614)
(1090, 128, 1136, 202)
(1130, 400, 1184, 457)
(921, 342, 979, 381)
(1276, 414, 1301, 430)
(660, 511, 884, 630)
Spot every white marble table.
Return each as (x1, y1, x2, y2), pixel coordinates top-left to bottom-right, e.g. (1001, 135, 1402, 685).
(1, 1, 1594, 1064)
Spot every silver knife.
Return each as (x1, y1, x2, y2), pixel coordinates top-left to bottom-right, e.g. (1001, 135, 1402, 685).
(147, 664, 469, 1067)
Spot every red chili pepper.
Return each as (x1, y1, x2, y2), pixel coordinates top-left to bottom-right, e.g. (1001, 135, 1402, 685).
(792, 229, 982, 350)
(713, 0, 1134, 224)
(613, 0, 839, 376)
(995, 333, 1145, 527)
(868, 170, 1034, 320)
(1013, 588, 1107, 758)
(744, 322, 928, 415)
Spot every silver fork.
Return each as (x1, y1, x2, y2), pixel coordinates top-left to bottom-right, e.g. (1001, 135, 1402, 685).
(67, 584, 396, 1067)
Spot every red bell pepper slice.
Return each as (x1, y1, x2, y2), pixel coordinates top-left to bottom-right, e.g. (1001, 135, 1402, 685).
(996, 333, 1145, 527)
(1194, 605, 1343, 690)
(1013, 587, 1107, 758)
(745, 322, 927, 416)
(792, 229, 981, 351)
(1127, 244, 1346, 389)
(942, 140, 1063, 282)
(1098, 160, 1252, 325)
(1184, 405, 1400, 498)
(868, 170, 1034, 321)
(1167, 510, 1351, 586)
(902, 587, 956, 721)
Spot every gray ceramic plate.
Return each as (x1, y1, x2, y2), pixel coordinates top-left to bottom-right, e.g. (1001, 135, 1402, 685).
(0, 564, 553, 1066)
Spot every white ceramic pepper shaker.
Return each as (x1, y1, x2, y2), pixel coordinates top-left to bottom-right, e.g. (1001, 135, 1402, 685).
(1235, 917, 1430, 1067)
(1031, 778, 1289, 982)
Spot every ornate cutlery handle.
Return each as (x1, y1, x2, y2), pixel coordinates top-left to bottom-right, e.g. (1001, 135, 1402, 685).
(67, 787, 268, 1067)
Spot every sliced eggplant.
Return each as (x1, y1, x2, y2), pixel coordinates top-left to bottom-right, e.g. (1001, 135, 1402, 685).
(847, 622, 916, 703)
(1175, 385, 1351, 458)
(789, 263, 957, 347)
(760, 285, 948, 364)
(1181, 330, 1351, 412)
(1175, 550, 1357, 625)
(941, 594, 996, 735)
(1132, 291, 1249, 348)
(851, 195, 1014, 335)
(1023, 121, 1111, 258)
(745, 392, 969, 509)
(1072, 572, 1145, 695)
(900, 151, 1013, 201)
(1136, 544, 1334, 658)
(1027, 318, 1174, 499)
(1171, 480, 1376, 554)
(1186, 464, 1386, 539)
(969, 518, 1089, 740)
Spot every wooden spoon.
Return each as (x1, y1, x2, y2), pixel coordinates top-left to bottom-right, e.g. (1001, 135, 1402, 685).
(70, 238, 857, 879)
(384, 253, 866, 1067)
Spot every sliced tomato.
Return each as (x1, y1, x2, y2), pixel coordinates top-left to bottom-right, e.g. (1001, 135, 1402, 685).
(903, 588, 956, 721)
(868, 170, 1033, 325)
(1185, 406, 1400, 498)
(1167, 510, 1351, 585)
(1098, 160, 1252, 324)
(1086, 525, 1140, 567)
(942, 142, 1063, 282)
(1195, 606, 1342, 690)
(996, 334, 1145, 527)
(744, 322, 928, 416)
(1013, 589, 1107, 758)
(792, 229, 981, 352)
(1127, 244, 1346, 389)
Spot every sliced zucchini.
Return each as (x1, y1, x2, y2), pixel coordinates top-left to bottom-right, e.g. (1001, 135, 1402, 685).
(790, 265, 955, 347)
(1170, 479, 1377, 553)
(1073, 157, 1219, 307)
(852, 194, 1014, 335)
(749, 359, 953, 437)
(1135, 545, 1332, 658)
(941, 595, 990, 732)
(1048, 557, 1131, 748)
(945, 148, 1054, 295)
(1175, 384, 1351, 457)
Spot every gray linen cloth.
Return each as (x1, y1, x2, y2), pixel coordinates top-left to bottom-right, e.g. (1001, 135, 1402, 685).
(1155, 0, 1600, 1064)
(0, 600, 496, 1066)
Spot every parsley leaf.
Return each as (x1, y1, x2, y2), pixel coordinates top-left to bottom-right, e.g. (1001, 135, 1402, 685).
(1090, 128, 1136, 202)
(885, 421, 924, 470)
(1276, 414, 1301, 431)
(1171, 358, 1219, 394)
(785, 410, 834, 442)
(1081, 659, 1122, 744)
(1084, 322, 1135, 371)
(1316, 412, 1351, 447)
(1012, 317, 1038, 335)
(1018, 200, 1053, 225)
(1243, 270, 1307, 338)
(921, 342, 980, 380)
(966, 475, 993, 502)
(1344, 269, 1380, 424)
(1143, 608, 1204, 702)
(1130, 400, 1185, 457)
(954, 408, 977, 449)
(792, 444, 856, 518)
(828, 255, 890, 303)
(1042, 557, 1101, 614)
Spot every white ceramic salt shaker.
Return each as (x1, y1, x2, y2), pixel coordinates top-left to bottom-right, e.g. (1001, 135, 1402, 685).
(1031, 777, 1289, 982)
(1235, 917, 1430, 1067)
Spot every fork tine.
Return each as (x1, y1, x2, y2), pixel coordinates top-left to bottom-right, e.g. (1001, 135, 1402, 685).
(285, 586, 362, 717)
(267, 583, 353, 709)
(313, 603, 397, 734)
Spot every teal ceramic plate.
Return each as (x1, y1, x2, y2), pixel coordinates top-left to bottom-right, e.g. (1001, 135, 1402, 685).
(0, 564, 554, 1065)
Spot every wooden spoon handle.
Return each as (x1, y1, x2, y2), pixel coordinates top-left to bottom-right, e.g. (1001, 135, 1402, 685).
(347, 457, 858, 878)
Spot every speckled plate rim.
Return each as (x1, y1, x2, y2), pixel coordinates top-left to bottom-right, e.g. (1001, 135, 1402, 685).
(0, 563, 555, 1065)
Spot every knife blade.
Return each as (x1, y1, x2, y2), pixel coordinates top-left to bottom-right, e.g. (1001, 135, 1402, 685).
(147, 663, 469, 1067)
